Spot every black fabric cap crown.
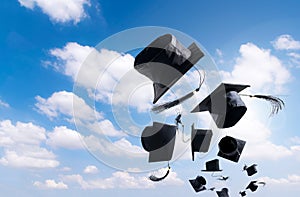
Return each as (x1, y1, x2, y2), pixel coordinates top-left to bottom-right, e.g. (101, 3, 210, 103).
(141, 122, 176, 162)
(191, 83, 250, 128)
(134, 34, 204, 104)
(191, 124, 213, 161)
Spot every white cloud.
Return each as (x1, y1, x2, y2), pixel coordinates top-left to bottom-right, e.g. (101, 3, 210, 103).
(61, 170, 183, 189)
(261, 174, 300, 185)
(18, 0, 91, 24)
(47, 126, 84, 149)
(221, 42, 291, 93)
(49, 42, 93, 79)
(35, 90, 102, 122)
(206, 42, 293, 161)
(272, 34, 300, 50)
(84, 135, 146, 158)
(84, 165, 99, 174)
(48, 42, 152, 112)
(290, 136, 300, 144)
(86, 120, 126, 137)
(0, 120, 59, 169)
(0, 120, 46, 146)
(34, 179, 68, 189)
(221, 98, 293, 161)
(0, 148, 59, 168)
(0, 99, 9, 108)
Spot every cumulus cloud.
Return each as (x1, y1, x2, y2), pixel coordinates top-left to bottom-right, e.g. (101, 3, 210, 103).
(203, 41, 293, 161)
(83, 165, 99, 174)
(18, 0, 91, 24)
(221, 42, 291, 93)
(61, 170, 183, 189)
(0, 120, 59, 168)
(35, 90, 102, 122)
(48, 42, 152, 112)
(47, 126, 84, 149)
(33, 179, 68, 189)
(272, 34, 300, 50)
(84, 136, 146, 158)
(35, 91, 126, 137)
(0, 147, 59, 168)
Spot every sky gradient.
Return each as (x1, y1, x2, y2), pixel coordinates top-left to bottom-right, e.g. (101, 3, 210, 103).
(1, 0, 300, 196)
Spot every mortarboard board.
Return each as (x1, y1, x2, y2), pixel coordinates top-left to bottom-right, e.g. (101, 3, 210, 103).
(191, 83, 250, 128)
(134, 34, 204, 104)
(217, 136, 246, 163)
(189, 176, 207, 192)
(201, 159, 223, 172)
(191, 124, 213, 161)
(216, 188, 230, 197)
(239, 191, 247, 196)
(141, 122, 176, 162)
(243, 164, 258, 176)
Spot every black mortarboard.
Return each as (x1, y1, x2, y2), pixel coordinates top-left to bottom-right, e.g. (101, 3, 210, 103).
(191, 124, 213, 161)
(134, 34, 204, 104)
(239, 191, 247, 196)
(243, 164, 258, 176)
(189, 176, 207, 192)
(246, 181, 265, 192)
(191, 83, 250, 128)
(201, 159, 223, 172)
(217, 136, 246, 163)
(246, 181, 258, 192)
(141, 122, 176, 162)
(216, 188, 230, 197)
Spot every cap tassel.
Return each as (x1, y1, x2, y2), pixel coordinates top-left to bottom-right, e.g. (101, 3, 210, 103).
(149, 164, 171, 182)
(151, 91, 196, 113)
(151, 69, 205, 113)
(240, 94, 285, 116)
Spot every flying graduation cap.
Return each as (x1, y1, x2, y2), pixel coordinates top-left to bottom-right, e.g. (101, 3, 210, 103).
(191, 83, 249, 128)
(243, 164, 258, 176)
(201, 159, 222, 172)
(239, 191, 247, 196)
(246, 181, 266, 192)
(189, 176, 207, 192)
(217, 136, 246, 163)
(191, 124, 213, 161)
(134, 34, 204, 104)
(216, 188, 230, 197)
(141, 122, 177, 163)
(191, 83, 285, 128)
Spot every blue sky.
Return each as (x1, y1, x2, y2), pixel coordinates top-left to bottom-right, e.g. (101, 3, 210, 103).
(1, 0, 300, 196)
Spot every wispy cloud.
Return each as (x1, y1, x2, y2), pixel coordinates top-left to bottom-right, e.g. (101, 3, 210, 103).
(0, 99, 9, 108)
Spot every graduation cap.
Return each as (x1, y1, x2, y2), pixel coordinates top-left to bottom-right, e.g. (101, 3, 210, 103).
(239, 191, 247, 196)
(134, 34, 204, 104)
(191, 124, 213, 161)
(202, 159, 222, 172)
(246, 181, 266, 192)
(243, 164, 258, 176)
(217, 136, 246, 163)
(189, 176, 207, 192)
(141, 122, 176, 162)
(216, 188, 230, 197)
(191, 83, 249, 128)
